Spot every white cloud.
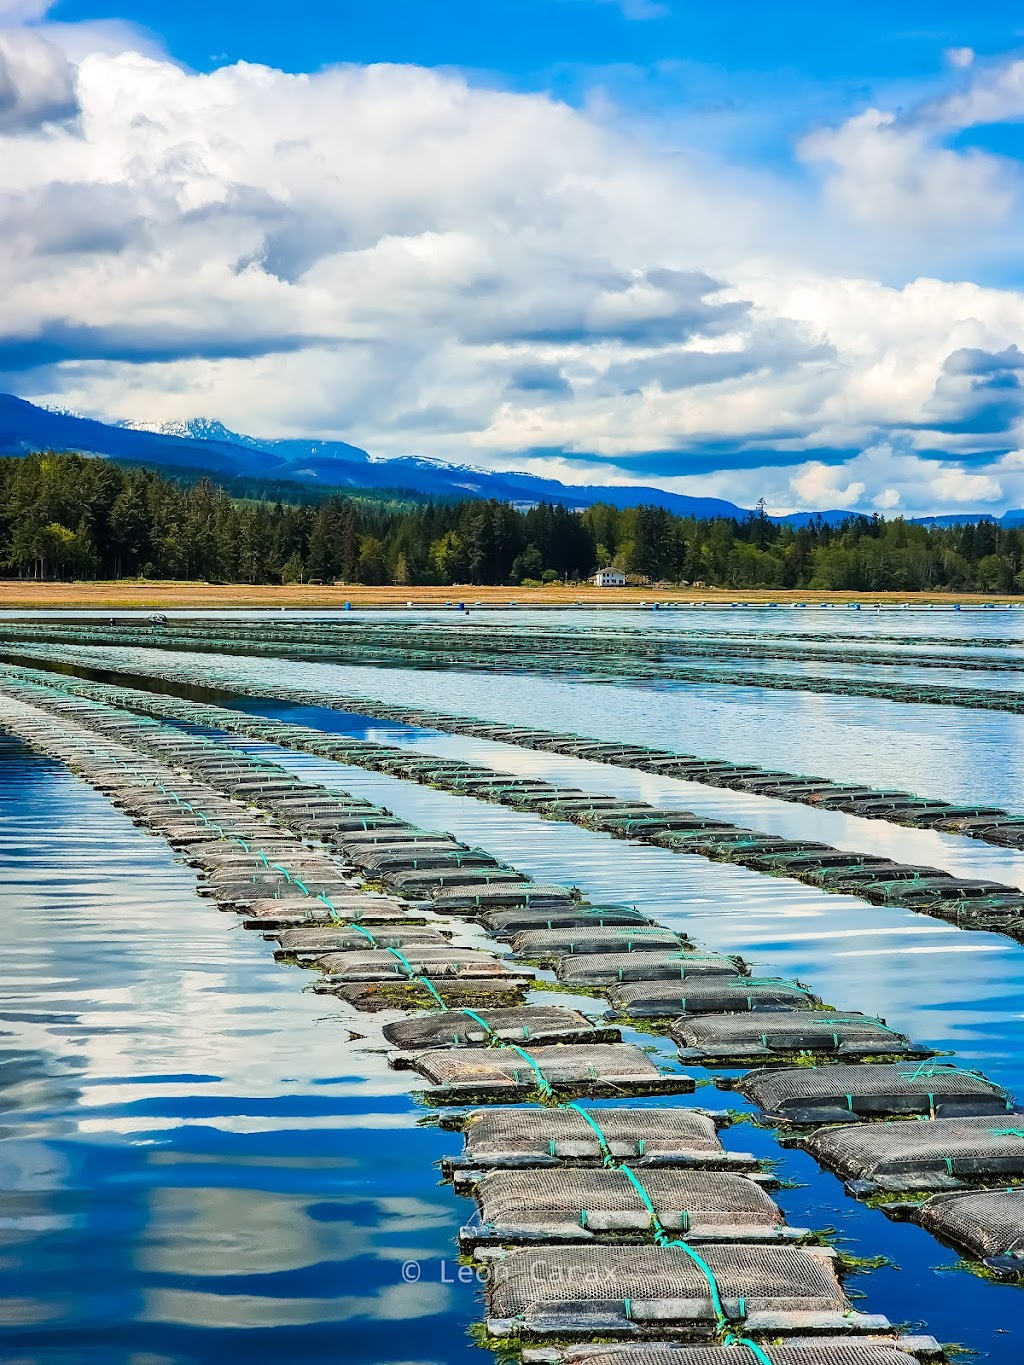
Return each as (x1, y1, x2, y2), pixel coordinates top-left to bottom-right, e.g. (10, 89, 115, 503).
(799, 107, 1015, 234)
(788, 462, 865, 510)
(946, 47, 975, 70)
(0, 26, 78, 131)
(0, 1, 53, 20)
(931, 57, 1024, 131)
(1, 25, 1024, 511)
(929, 469, 1002, 503)
(664, 441, 1023, 517)
(798, 54, 1024, 244)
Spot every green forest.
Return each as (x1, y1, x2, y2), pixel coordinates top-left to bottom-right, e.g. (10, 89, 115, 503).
(2, 450, 1024, 591)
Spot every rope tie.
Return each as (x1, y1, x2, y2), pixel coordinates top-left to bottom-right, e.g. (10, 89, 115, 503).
(563, 1100, 616, 1166)
(504, 1044, 553, 1099)
(723, 1332, 776, 1365)
(318, 893, 340, 922)
(897, 1061, 978, 1080)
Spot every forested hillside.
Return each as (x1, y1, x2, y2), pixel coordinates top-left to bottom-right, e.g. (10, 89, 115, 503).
(2, 451, 1023, 591)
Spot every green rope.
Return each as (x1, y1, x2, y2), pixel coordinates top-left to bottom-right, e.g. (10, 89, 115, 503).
(490, 1044, 548, 1097)
(553, 1103, 765, 1339)
(317, 893, 340, 922)
(563, 1100, 616, 1165)
(614, 1162, 729, 1330)
(461, 1007, 500, 1040)
(897, 1060, 979, 1080)
(723, 1332, 776, 1365)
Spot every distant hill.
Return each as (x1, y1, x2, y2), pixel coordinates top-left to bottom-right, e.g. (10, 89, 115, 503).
(113, 411, 750, 517)
(0, 394, 749, 517)
(2, 393, 1019, 527)
(0, 395, 285, 477)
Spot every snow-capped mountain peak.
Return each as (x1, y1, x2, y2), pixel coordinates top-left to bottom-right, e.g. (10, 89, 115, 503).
(116, 417, 259, 446)
(39, 401, 90, 420)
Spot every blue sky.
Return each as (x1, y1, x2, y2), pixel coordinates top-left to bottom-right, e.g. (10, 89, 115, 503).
(46, 0, 1021, 85)
(48, 0, 1024, 182)
(5, 0, 1024, 512)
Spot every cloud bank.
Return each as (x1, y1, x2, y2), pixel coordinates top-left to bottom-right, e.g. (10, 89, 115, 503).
(4, 11, 1024, 512)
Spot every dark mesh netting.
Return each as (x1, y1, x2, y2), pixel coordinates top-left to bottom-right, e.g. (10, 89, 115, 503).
(459, 1107, 728, 1167)
(917, 1188, 1024, 1260)
(518, 1342, 923, 1365)
(275, 926, 446, 954)
(802, 1116, 1024, 1182)
(383, 1005, 605, 1049)
(609, 980, 813, 1018)
(410, 1043, 685, 1093)
(470, 1168, 784, 1239)
(558, 952, 740, 987)
(672, 1012, 915, 1058)
(486, 1243, 850, 1326)
(483, 906, 653, 934)
(513, 927, 685, 958)
(432, 881, 577, 908)
(316, 947, 517, 980)
(737, 1062, 1014, 1123)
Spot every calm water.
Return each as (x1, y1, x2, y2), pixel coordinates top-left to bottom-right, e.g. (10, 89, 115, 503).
(6, 617, 1024, 1362)
(0, 732, 476, 1365)
(25, 640, 1024, 811)
(5, 603, 1024, 639)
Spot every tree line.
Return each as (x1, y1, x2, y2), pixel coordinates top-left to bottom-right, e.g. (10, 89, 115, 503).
(2, 451, 1024, 592)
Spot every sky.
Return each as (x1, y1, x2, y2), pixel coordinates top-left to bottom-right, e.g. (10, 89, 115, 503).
(5, 3, 1024, 512)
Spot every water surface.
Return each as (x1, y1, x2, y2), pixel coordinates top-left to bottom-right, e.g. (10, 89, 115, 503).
(7, 618, 1024, 1363)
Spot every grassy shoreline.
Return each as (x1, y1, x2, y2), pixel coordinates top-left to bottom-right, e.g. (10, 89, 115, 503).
(0, 580, 1022, 611)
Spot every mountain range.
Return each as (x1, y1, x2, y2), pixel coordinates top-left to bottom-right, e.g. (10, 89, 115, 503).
(3, 392, 1023, 528)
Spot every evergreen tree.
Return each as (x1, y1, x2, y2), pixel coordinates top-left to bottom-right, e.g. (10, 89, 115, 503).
(1, 450, 1022, 592)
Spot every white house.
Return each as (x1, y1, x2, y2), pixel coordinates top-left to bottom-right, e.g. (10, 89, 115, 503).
(590, 568, 626, 587)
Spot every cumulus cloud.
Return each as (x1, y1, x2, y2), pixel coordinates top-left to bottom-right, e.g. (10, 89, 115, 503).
(932, 57, 1024, 131)
(0, 180, 147, 254)
(799, 53, 1024, 244)
(789, 462, 866, 510)
(922, 345, 1024, 436)
(769, 444, 1008, 515)
(799, 107, 1015, 234)
(930, 469, 1003, 503)
(0, 1, 54, 21)
(0, 26, 78, 131)
(4, 28, 1024, 512)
